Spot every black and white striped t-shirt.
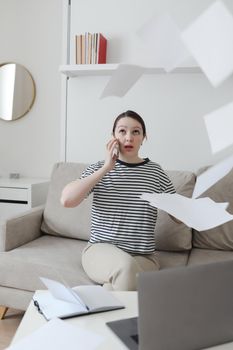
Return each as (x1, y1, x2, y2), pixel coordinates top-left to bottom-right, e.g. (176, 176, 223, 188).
(81, 158, 175, 254)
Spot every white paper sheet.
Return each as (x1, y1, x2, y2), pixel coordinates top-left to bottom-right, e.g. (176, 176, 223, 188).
(137, 13, 190, 72)
(40, 277, 86, 307)
(204, 101, 233, 154)
(100, 64, 145, 98)
(181, 1, 233, 87)
(140, 193, 233, 231)
(192, 154, 233, 198)
(7, 318, 104, 350)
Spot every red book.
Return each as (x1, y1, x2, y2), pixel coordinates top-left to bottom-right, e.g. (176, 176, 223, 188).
(97, 33, 107, 64)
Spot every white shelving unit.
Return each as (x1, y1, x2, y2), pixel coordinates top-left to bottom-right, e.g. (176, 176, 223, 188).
(59, 0, 203, 163)
(59, 63, 201, 78)
(0, 178, 49, 220)
(60, 64, 118, 77)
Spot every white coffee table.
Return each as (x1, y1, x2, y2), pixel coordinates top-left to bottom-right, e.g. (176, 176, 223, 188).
(11, 291, 138, 349)
(10, 291, 233, 350)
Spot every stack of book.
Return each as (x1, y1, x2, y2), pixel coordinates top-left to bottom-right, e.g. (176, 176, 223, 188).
(75, 32, 107, 65)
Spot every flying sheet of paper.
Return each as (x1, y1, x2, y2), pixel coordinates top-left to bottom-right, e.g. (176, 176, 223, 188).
(140, 193, 233, 231)
(137, 13, 190, 72)
(204, 101, 233, 154)
(181, 1, 233, 87)
(192, 154, 233, 198)
(7, 317, 104, 350)
(100, 64, 145, 98)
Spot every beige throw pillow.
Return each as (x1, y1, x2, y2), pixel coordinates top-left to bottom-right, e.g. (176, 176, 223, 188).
(154, 170, 196, 251)
(41, 162, 92, 240)
(193, 169, 233, 250)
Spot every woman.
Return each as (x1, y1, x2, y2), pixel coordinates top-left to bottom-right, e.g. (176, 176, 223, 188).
(61, 110, 176, 290)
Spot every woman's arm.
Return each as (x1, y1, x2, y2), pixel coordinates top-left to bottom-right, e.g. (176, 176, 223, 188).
(61, 165, 109, 207)
(60, 138, 118, 208)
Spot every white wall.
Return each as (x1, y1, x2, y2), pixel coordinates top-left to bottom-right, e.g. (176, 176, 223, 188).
(65, 0, 233, 171)
(0, 0, 63, 178)
(0, 0, 233, 178)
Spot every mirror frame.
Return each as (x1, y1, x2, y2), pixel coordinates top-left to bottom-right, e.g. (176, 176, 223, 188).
(0, 62, 36, 121)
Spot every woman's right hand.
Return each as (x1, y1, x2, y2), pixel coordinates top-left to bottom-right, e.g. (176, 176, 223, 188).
(104, 138, 119, 171)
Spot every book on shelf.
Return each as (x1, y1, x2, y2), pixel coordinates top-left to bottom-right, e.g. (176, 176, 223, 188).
(75, 32, 107, 64)
(75, 35, 82, 64)
(33, 277, 124, 321)
(96, 33, 107, 64)
(88, 32, 92, 64)
(81, 34, 86, 64)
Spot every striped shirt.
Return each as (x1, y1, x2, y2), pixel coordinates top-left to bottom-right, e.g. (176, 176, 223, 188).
(81, 158, 175, 254)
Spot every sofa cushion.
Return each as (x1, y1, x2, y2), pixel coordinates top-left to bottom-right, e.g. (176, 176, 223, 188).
(41, 162, 92, 240)
(0, 235, 93, 291)
(157, 250, 189, 269)
(155, 170, 196, 251)
(187, 248, 233, 265)
(192, 169, 233, 250)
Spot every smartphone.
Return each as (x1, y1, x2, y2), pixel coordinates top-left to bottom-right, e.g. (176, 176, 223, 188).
(112, 143, 119, 158)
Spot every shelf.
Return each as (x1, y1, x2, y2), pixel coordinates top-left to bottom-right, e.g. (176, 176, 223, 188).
(59, 64, 201, 78)
(59, 64, 118, 77)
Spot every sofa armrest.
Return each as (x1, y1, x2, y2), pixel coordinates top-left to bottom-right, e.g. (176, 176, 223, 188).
(0, 206, 44, 252)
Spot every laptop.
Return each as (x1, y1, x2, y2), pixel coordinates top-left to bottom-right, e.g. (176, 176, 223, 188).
(107, 259, 233, 350)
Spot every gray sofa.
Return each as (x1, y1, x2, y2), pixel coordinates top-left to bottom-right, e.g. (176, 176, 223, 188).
(0, 162, 233, 313)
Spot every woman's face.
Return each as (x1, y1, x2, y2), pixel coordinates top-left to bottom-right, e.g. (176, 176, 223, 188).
(114, 117, 145, 160)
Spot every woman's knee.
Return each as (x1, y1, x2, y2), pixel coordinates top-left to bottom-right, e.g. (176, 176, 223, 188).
(110, 255, 142, 291)
(81, 243, 143, 290)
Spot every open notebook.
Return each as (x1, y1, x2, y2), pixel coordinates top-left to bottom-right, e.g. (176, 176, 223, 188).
(33, 277, 124, 321)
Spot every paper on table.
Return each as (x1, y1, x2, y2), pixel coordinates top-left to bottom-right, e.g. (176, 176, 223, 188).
(137, 12, 190, 72)
(100, 64, 145, 98)
(140, 193, 233, 231)
(181, 1, 233, 87)
(192, 154, 233, 198)
(7, 317, 103, 350)
(204, 101, 233, 154)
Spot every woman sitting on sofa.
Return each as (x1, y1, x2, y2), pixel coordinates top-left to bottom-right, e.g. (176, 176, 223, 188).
(61, 110, 176, 291)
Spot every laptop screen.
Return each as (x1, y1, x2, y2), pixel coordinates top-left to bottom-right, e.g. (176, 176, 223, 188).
(107, 260, 233, 350)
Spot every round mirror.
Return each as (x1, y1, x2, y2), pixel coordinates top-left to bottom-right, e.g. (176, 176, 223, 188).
(0, 63, 36, 121)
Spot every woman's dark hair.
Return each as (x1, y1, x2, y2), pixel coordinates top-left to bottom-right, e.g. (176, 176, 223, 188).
(112, 110, 146, 136)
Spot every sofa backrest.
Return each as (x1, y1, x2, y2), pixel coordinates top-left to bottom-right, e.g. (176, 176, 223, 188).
(41, 162, 196, 251)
